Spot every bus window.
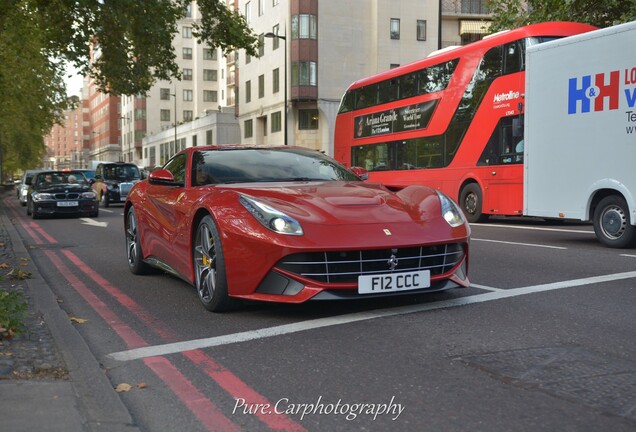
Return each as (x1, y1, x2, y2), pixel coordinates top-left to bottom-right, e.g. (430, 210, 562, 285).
(338, 90, 355, 114)
(503, 41, 524, 74)
(352, 143, 390, 171)
(378, 78, 399, 104)
(399, 72, 418, 99)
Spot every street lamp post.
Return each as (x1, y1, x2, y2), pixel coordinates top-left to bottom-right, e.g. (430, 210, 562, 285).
(264, 31, 287, 146)
(170, 83, 178, 151)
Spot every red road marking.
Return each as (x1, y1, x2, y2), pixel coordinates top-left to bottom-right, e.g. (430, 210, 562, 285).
(7, 200, 307, 432)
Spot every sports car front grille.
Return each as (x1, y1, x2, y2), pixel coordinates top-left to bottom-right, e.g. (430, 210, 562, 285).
(53, 193, 80, 199)
(276, 243, 465, 284)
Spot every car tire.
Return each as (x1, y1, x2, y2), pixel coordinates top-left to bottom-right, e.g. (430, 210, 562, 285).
(593, 195, 636, 248)
(26, 200, 32, 216)
(90, 208, 99, 218)
(104, 191, 110, 208)
(193, 215, 236, 312)
(459, 183, 487, 223)
(125, 207, 153, 274)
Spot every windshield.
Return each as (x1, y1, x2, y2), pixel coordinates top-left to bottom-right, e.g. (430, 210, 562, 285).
(102, 164, 140, 181)
(193, 148, 360, 185)
(34, 171, 89, 189)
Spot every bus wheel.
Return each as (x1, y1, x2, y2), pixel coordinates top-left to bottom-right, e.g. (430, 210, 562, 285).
(460, 183, 486, 223)
(593, 195, 636, 248)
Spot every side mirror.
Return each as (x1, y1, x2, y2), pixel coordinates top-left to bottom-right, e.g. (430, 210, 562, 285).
(148, 169, 182, 186)
(350, 166, 369, 181)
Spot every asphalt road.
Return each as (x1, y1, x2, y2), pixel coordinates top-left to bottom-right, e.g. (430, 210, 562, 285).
(5, 197, 636, 432)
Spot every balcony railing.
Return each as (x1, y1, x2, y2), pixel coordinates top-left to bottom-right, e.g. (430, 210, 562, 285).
(442, 0, 490, 16)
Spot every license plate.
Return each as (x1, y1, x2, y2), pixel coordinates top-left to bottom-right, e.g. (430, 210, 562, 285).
(358, 270, 430, 294)
(57, 201, 78, 207)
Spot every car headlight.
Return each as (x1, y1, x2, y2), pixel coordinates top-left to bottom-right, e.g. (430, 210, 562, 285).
(436, 191, 465, 227)
(239, 195, 303, 236)
(81, 191, 97, 199)
(32, 192, 53, 201)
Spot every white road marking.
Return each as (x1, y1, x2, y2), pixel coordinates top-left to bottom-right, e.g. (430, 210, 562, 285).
(620, 254, 636, 258)
(470, 284, 503, 292)
(471, 223, 594, 234)
(472, 238, 567, 249)
(107, 271, 636, 362)
(79, 218, 108, 228)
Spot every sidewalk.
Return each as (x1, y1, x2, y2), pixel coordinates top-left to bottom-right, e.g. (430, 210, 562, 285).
(0, 189, 141, 431)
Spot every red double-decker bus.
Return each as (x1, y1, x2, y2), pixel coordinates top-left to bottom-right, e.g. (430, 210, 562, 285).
(334, 22, 596, 222)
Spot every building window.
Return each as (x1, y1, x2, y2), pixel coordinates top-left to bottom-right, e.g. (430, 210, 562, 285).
(291, 61, 317, 86)
(192, 135, 197, 147)
(299, 109, 319, 130)
(272, 24, 280, 50)
(390, 63, 400, 69)
(417, 20, 427, 41)
(203, 48, 217, 60)
(273, 68, 280, 93)
(390, 19, 400, 40)
(273, 0, 279, 5)
(183, 110, 193, 121)
(203, 69, 217, 81)
(183, 89, 193, 101)
(291, 14, 317, 39)
(183, 47, 192, 59)
(246, 80, 251, 103)
(183, 27, 192, 39)
(160, 109, 171, 121)
(244, 1, 251, 23)
(183, 68, 193, 81)
(206, 130, 213, 145)
(271, 111, 282, 132)
(258, 0, 264, 16)
(244, 119, 253, 138)
(258, 74, 265, 98)
(160, 88, 170, 100)
(246, 53, 251, 64)
(203, 90, 218, 102)
(258, 34, 265, 57)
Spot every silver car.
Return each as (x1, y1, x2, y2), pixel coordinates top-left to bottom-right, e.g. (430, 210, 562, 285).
(18, 170, 42, 206)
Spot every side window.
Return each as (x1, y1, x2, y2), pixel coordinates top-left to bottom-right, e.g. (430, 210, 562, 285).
(163, 154, 187, 185)
(503, 40, 523, 75)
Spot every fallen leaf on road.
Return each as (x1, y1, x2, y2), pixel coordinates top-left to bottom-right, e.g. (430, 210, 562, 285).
(115, 383, 133, 393)
(69, 316, 88, 324)
(137, 383, 148, 389)
(0, 263, 10, 269)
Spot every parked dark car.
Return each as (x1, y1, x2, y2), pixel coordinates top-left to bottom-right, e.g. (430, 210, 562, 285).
(92, 162, 141, 207)
(26, 171, 98, 219)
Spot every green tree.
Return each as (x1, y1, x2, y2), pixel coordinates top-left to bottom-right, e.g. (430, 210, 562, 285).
(0, 2, 68, 177)
(33, 0, 258, 95)
(487, 0, 636, 32)
(0, 0, 258, 179)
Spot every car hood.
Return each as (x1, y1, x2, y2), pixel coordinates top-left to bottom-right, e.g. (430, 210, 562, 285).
(220, 181, 443, 226)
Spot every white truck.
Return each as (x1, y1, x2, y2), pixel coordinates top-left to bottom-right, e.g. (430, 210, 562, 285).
(524, 21, 636, 248)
